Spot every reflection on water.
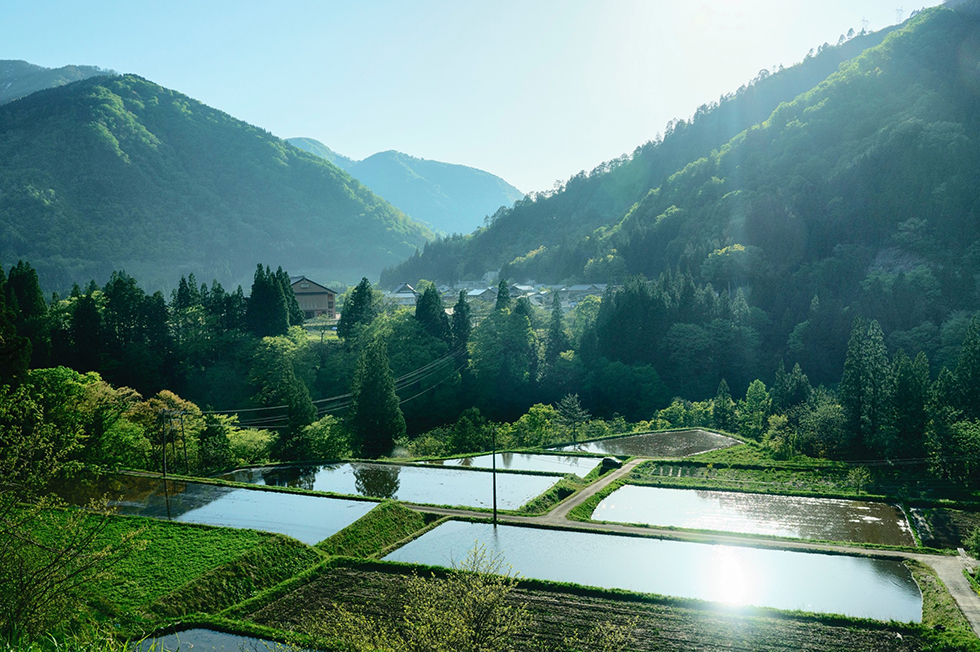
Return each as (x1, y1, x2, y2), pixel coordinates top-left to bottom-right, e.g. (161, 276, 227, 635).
(427, 453, 601, 476)
(352, 463, 400, 499)
(138, 628, 274, 652)
(223, 463, 557, 510)
(594, 485, 915, 546)
(555, 430, 737, 457)
(52, 473, 375, 545)
(385, 521, 922, 622)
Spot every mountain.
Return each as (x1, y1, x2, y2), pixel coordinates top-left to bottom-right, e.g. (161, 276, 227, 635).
(380, 24, 901, 287)
(0, 59, 113, 105)
(288, 138, 524, 235)
(287, 137, 356, 169)
(384, 3, 980, 386)
(0, 74, 434, 291)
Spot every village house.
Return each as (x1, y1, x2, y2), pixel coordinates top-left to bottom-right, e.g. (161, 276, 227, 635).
(290, 276, 337, 320)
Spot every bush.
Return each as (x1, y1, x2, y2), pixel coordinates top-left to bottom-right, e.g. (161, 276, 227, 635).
(966, 526, 980, 559)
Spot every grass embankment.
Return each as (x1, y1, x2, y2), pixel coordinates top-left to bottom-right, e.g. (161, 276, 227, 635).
(30, 509, 322, 632)
(317, 501, 437, 558)
(912, 507, 980, 549)
(235, 558, 936, 652)
(907, 559, 980, 651)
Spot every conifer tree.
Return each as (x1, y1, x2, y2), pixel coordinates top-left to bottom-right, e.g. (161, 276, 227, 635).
(712, 379, 734, 432)
(0, 267, 30, 385)
(275, 266, 306, 326)
(954, 315, 980, 421)
(494, 279, 511, 311)
(839, 317, 867, 438)
(451, 290, 471, 350)
(246, 264, 288, 337)
(5, 261, 49, 368)
(337, 278, 377, 341)
(349, 335, 405, 458)
(860, 320, 894, 453)
(891, 350, 930, 458)
(415, 286, 451, 343)
(544, 293, 570, 367)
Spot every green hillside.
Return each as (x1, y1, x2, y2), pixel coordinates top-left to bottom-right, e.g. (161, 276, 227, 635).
(380, 23, 899, 287)
(0, 59, 112, 105)
(289, 139, 524, 234)
(0, 75, 434, 291)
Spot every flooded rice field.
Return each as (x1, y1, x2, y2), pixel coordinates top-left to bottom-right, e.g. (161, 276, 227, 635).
(54, 473, 374, 544)
(425, 452, 602, 476)
(555, 430, 737, 457)
(384, 521, 922, 622)
(593, 485, 915, 546)
(138, 628, 274, 652)
(222, 462, 557, 510)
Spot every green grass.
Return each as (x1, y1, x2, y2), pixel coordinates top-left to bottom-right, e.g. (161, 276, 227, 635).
(516, 476, 583, 515)
(906, 559, 980, 651)
(317, 501, 436, 558)
(147, 536, 322, 618)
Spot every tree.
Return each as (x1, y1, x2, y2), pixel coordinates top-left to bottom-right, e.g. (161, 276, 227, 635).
(737, 379, 770, 440)
(891, 350, 930, 458)
(494, 279, 510, 311)
(469, 308, 537, 420)
(198, 415, 235, 473)
(416, 286, 451, 343)
(554, 394, 590, 442)
(5, 261, 49, 368)
(451, 290, 472, 350)
(246, 264, 289, 338)
(275, 266, 306, 326)
(838, 318, 893, 454)
(338, 277, 379, 341)
(954, 315, 980, 421)
(770, 362, 812, 413)
(249, 334, 317, 461)
(349, 335, 405, 458)
(544, 294, 570, 368)
(0, 268, 30, 386)
(712, 379, 735, 432)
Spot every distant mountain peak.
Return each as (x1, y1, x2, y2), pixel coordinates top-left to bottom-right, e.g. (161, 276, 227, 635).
(288, 138, 523, 234)
(0, 59, 115, 105)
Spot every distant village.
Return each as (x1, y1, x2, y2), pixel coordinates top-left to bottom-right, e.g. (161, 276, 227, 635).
(288, 273, 613, 322)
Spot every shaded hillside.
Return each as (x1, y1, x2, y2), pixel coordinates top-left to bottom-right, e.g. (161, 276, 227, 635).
(588, 5, 980, 384)
(289, 139, 523, 234)
(380, 24, 898, 287)
(0, 59, 113, 104)
(0, 75, 434, 291)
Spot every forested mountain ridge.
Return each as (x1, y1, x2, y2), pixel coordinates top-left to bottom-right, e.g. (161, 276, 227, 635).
(289, 138, 524, 234)
(380, 22, 899, 287)
(0, 74, 434, 291)
(0, 59, 113, 105)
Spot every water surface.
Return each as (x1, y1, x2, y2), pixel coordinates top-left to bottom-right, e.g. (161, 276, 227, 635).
(594, 485, 914, 546)
(555, 430, 736, 457)
(54, 473, 374, 545)
(223, 462, 556, 510)
(426, 452, 601, 476)
(138, 628, 276, 652)
(385, 521, 921, 622)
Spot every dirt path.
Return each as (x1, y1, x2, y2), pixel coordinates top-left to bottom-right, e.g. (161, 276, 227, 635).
(405, 459, 980, 638)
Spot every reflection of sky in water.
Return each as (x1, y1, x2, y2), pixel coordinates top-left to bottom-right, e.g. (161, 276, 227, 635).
(427, 453, 601, 476)
(385, 521, 922, 622)
(594, 485, 914, 546)
(138, 628, 273, 652)
(53, 474, 374, 545)
(554, 430, 737, 457)
(224, 463, 557, 510)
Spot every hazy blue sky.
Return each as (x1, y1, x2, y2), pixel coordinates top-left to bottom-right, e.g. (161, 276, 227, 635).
(1, 1, 942, 193)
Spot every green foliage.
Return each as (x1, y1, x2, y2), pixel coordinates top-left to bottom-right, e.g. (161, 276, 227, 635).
(451, 290, 472, 349)
(337, 278, 379, 342)
(246, 265, 289, 338)
(350, 336, 405, 458)
(737, 380, 770, 440)
(712, 380, 734, 432)
(468, 308, 536, 420)
(414, 286, 451, 343)
(493, 279, 510, 311)
(0, 75, 433, 291)
(966, 527, 980, 559)
(318, 502, 432, 558)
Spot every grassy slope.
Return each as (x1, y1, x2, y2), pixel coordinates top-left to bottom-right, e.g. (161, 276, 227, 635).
(317, 502, 435, 558)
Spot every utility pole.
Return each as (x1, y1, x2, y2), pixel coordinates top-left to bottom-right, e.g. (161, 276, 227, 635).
(492, 425, 498, 526)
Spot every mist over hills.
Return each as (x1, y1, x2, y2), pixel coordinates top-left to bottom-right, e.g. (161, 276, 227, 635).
(0, 59, 114, 105)
(384, 4, 980, 385)
(288, 138, 523, 235)
(0, 74, 434, 292)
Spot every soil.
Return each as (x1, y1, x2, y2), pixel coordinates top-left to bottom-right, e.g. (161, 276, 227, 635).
(245, 565, 929, 651)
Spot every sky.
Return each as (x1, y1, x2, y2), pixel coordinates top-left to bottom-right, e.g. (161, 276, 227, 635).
(0, 1, 944, 194)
